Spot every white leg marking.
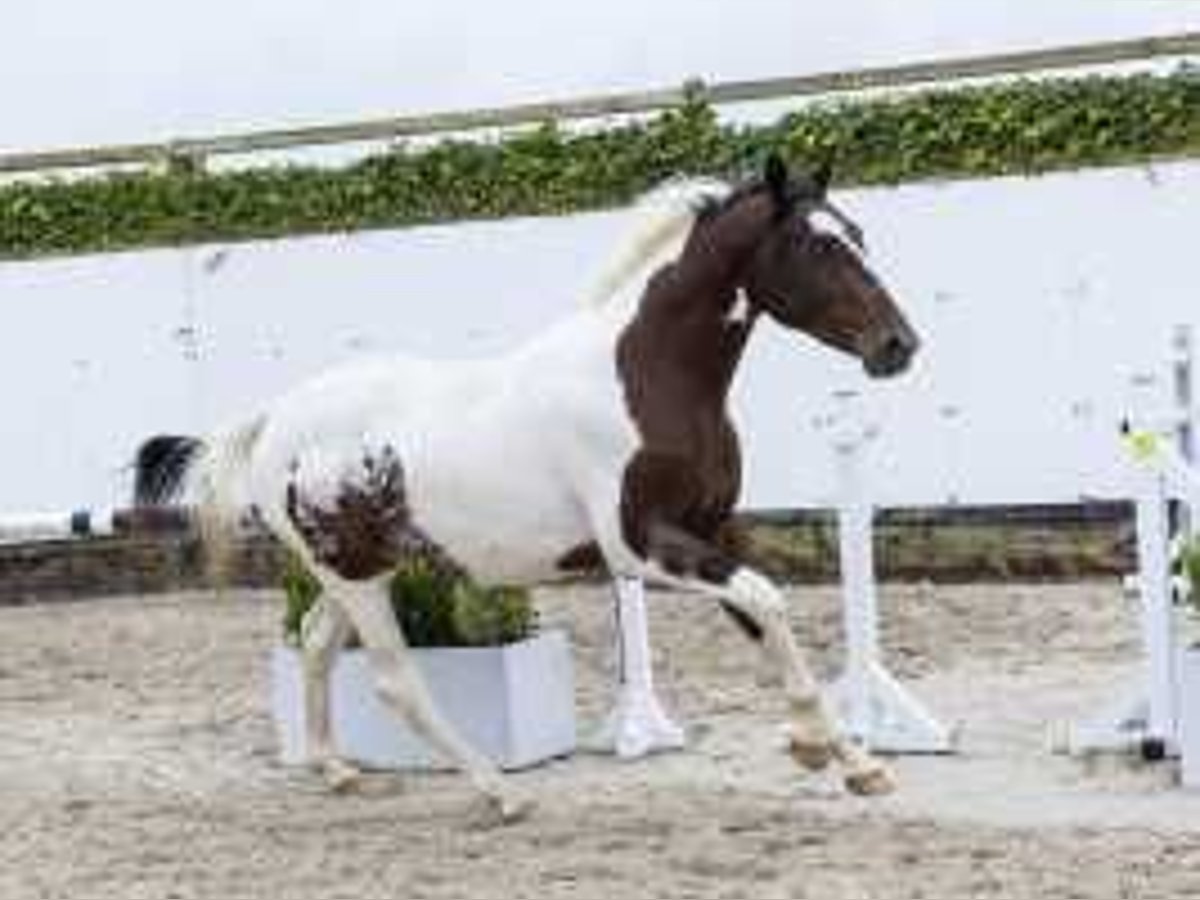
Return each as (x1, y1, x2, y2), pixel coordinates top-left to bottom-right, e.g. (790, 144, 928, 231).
(590, 575, 686, 758)
(299, 598, 361, 791)
(722, 568, 894, 795)
(724, 570, 830, 740)
(338, 579, 533, 822)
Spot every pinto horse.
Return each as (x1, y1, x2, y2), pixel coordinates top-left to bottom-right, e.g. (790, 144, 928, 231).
(136, 155, 919, 822)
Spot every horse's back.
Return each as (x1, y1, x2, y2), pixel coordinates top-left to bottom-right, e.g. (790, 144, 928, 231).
(246, 354, 473, 517)
(246, 346, 613, 584)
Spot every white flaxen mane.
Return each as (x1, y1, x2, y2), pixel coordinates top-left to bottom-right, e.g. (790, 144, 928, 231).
(581, 177, 731, 310)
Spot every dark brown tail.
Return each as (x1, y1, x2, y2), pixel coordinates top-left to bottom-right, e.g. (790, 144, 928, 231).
(133, 434, 202, 505)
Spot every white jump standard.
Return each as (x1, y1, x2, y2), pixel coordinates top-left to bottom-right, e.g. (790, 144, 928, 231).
(1070, 424, 1197, 760)
(1071, 326, 1199, 764)
(825, 390, 956, 754)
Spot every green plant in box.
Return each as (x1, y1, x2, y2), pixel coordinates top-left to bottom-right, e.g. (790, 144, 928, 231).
(282, 551, 537, 648)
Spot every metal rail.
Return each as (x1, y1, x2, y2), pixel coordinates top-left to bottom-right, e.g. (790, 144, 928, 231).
(1, 31, 1196, 175)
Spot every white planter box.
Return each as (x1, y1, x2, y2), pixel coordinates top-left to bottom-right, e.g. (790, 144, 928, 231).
(271, 630, 576, 771)
(1182, 645, 1200, 788)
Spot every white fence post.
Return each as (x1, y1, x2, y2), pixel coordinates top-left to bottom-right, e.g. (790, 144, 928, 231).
(826, 390, 956, 754)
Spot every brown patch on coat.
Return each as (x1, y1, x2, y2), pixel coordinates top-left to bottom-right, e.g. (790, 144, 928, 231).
(555, 541, 605, 574)
(285, 446, 414, 581)
(614, 190, 778, 584)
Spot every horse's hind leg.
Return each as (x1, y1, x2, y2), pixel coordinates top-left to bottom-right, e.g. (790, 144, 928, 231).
(336, 578, 533, 823)
(279, 444, 529, 820)
(299, 598, 361, 791)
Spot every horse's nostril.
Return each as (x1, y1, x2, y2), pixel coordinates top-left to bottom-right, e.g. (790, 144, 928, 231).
(869, 333, 915, 376)
(884, 335, 909, 362)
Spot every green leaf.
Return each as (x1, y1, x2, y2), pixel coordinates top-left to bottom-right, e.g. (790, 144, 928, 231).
(2, 68, 1196, 259)
(280, 550, 537, 648)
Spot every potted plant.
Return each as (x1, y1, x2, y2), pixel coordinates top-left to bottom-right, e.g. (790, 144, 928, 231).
(271, 554, 576, 771)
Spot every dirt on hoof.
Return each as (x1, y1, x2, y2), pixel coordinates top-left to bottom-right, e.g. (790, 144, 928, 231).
(788, 737, 834, 771)
(843, 765, 897, 797)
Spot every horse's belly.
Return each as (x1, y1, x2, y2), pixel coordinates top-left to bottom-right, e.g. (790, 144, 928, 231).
(404, 454, 592, 585)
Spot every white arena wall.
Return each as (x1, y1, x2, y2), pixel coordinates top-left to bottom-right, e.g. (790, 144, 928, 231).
(1, 160, 1196, 515)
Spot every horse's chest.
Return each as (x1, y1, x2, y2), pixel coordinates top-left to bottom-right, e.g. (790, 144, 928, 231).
(636, 407, 740, 490)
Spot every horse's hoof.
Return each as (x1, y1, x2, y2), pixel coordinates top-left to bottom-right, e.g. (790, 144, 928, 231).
(472, 792, 536, 828)
(495, 792, 535, 824)
(494, 792, 537, 830)
(789, 737, 834, 772)
(844, 765, 896, 797)
(321, 758, 364, 794)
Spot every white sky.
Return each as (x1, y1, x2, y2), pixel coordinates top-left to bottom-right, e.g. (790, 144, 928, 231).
(2, 0, 1197, 152)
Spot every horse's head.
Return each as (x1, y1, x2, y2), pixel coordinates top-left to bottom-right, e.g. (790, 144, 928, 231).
(740, 154, 919, 378)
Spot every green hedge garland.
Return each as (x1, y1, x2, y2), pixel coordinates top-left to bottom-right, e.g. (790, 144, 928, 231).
(1, 69, 1196, 260)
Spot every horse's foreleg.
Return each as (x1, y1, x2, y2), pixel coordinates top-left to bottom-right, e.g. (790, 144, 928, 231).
(716, 565, 894, 795)
(299, 598, 361, 791)
(636, 519, 894, 796)
(337, 579, 533, 823)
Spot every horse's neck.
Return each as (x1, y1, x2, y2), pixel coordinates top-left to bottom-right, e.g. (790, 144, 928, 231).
(617, 263, 756, 440)
(620, 197, 769, 406)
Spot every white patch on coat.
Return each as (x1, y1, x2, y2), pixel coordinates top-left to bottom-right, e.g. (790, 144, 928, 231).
(202, 302, 644, 585)
(726, 288, 751, 325)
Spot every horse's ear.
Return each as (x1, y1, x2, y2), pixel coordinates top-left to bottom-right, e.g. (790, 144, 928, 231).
(764, 152, 789, 205)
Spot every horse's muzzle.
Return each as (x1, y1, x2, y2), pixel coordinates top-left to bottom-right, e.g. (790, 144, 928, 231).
(863, 326, 919, 378)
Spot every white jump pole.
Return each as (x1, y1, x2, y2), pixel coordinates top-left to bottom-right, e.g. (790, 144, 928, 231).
(827, 389, 955, 754)
(0, 509, 115, 544)
(589, 575, 686, 758)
